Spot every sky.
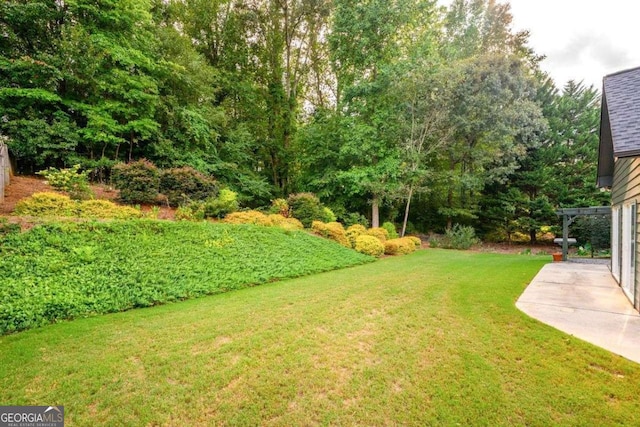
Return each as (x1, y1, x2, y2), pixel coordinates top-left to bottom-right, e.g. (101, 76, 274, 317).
(437, 0, 640, 90)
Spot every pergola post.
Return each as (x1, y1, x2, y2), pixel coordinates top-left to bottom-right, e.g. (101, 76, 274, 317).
(562, 214, 569, 261)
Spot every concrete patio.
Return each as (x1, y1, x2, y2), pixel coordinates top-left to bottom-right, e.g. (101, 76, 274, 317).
(516, 262, 640, 363)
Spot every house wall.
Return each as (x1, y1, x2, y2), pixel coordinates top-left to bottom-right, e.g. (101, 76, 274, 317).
(612, 156, 640, 309)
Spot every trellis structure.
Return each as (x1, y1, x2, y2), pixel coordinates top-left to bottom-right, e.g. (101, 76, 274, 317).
(556, 207, 612, 261)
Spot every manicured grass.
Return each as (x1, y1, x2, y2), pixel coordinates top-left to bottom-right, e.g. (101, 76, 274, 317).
(1, 250, 639, 425)
(0, 220, 372, 334)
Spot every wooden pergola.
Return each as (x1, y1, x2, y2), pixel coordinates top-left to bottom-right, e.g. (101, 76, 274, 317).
(556, 207, 612, 261)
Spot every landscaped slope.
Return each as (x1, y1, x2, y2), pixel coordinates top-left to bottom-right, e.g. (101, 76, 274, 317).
(1, 251, 639, 425)
(0, 220, 373, 334)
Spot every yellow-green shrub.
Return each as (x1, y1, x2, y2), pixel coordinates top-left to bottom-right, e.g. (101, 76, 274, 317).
(15, 192, 142, 219)
(366, 227, 389, 243)
(76, 199, 142, 219)
(312, 221, 350, 247)
(223, 211, 303, 230)
(15, 192, 76, 216)
(384, 237, 416, 255)
(355, 235, 385, 257)
(268, 214, 303, 230)
(406, 236, 422, 248)
(223, 210, 271, 226)
(346, 224, 367, 248)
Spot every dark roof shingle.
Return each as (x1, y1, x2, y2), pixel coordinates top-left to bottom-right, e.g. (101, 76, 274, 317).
(604, 66, 640, 157)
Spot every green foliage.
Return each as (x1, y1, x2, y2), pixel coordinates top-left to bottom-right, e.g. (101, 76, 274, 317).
(354, 235, 385, 257)
(384, 237, 417, 255)
(346, 224, 367, 248)
(341, 212, 369, 228)
(0, 221, 372, 334)
(270, 198, 290, 217)
(382, 221, 399, 239)
(37, 164, 93, 200)
(223, 211, 303, 231)
(365, 227, 389, 243)
(112, 160, 160, 204)
(311, 221, 351, 247)
(0, 218, 20, 237)
(203, 189, 239, 219)
(14, 192, 142, 219)
(322, 207, 337, 223)
(159, 167, 218, 207)
(441, 224, 479, 250)
(288, 193, 325, 228)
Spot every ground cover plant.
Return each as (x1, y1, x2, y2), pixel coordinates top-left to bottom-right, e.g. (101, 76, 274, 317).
(1, 250, 638, 425)
(0, 220, 372, 334)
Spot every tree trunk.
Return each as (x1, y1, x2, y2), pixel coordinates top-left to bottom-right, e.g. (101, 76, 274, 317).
(401, 186, 414, 237)
(529, 228, 537, 244)
(371, 195, 380, 228)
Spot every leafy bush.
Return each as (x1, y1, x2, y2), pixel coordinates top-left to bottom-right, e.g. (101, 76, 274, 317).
(266, 214, 304, 230)
(37, 164, 93, 200)
(311, 221, 350, 247)
(175, 203, 205, 221)
(159, 166, 218, 207)
(322, 207, 337, 223)
(441, 224, 479, 250)
(384, 237, 417, 255)
(75, 200, 142, 220)
(203, 189, 239, 219)
(223, 210, 303, 230)
(354, 235, 385, 257)
(223, 210, 272, 226)
(382, 221, 399, 239)
(287, 193, 324, 228)
(342, 212, 369, 228)
(269, 198, 290, 217)
(15, 192, 75, 216)
(0, 221, 374, 334)
(14, 192, 142, 219)
(346, 224, 367, 248)
(112, 160, 160, 204)
(406, 236, 422, 248)
(366, 227, 389, 243)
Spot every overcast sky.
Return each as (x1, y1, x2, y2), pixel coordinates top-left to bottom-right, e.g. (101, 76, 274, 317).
(437, 0, 640, 90)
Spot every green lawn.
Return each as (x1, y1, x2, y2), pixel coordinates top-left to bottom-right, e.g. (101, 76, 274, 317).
(1, 250, 639, 426)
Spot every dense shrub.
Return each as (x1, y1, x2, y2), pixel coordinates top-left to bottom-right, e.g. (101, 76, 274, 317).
(159, 167, 218, 207)
(0, 221, 374, 334)
(37, 164, 93, 200)
(287, 193, 324, 228)
(112, 160, 160, 204)
(311, 221, 350, 247)
(203, 189, 239, 219)
(15, 192, 142, 219)
(223, 210, 271, 226)
(384, 237, 417, 255)
(267, 214, 304, 230)
(75, 200, 142, 220)
(435, 224, 479, 250)
(354, 235, 385, 257)
(366, 227, 389, 243)
(406, 236, 422, 248)
(175, 203, 205, 221)
(322, 207, 337, 223)
(342, 212, 369, 228)
(382, 221, 399, 239)
(269, 198, 290, 217)
(15, 192, 75, 216)
(346, 224, 367, 248)
(223, 210, 303, 230)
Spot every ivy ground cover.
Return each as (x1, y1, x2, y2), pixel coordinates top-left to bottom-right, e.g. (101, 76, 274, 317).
(0, 220, 373, 334)
(2, 250, 640, 425)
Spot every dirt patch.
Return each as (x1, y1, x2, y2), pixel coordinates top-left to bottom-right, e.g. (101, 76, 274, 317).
(0, 175, 177, 220)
